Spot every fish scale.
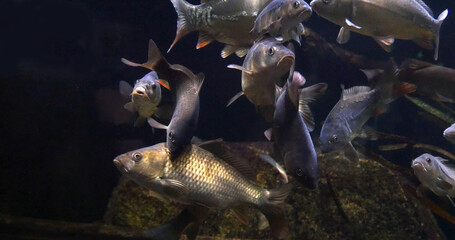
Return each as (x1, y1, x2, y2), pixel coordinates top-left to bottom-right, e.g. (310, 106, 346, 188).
(164, 145, 265, 208)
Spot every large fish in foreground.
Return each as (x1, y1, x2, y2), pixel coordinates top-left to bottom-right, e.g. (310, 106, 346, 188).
(121, 39, 204, 157)
(310, 0, 448, 60)
(268, 71, 319, 189)
(119, 72, 170, 127)
(319, 60, 416, 162)
(411, 153, 455, 206)
(444, 123, 455, 144)
(227, 37, 295, 122)
(113, 141, 292, 239)
(169, 0, 271, 58)
(251, 0, 312, 44)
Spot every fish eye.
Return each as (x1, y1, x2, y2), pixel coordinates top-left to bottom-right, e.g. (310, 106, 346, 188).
(329, 135, 338, 144)
(293, 1, 300, 8)
(136, 80, 139, 84)
(295, 168, 303, 176)
(132, 152, 142, 162)
(267, 46, 275, 56)
(323, 0, 331, 4)
(426, 158, 432, 163)
(151, 84, 157, 90)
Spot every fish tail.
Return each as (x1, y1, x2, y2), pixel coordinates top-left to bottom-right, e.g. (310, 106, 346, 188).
(433, 9, 449, 60)
(259, 183, 293, 239)
(298, 83, 328, 132)
(121, 39, 168, 73)
(169, 0, 198, 52)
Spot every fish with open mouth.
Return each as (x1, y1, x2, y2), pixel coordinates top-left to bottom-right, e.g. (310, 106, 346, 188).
(121, 39, 204, 157)
(411, 153, 455, 207)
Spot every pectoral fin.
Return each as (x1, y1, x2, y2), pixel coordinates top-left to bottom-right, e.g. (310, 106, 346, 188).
(226, 91, 245, 107)
(123, 102, 135, 112)
(344, 142, 360, 162)
(119, 81, 133, 98)
(147, 117, 168, 130)
(345, 19, 361, 29)
(196, 32, 214, 49)
(264, 128, 273, 141)
(134, 116, 147, 127)
(157, 79, 171, 90)
(227, 64, 254, 75)
(161, 179, 188, 199)
(336, 27, 350, 44)
(375, 37, 394, 52)
(259, 154, 288, 184)
(232, 205, 250, 225)
(436, 177, 453, 191)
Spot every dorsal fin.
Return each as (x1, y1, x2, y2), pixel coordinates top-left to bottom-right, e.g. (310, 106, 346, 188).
(198, 139, 256, 181)
(414, 0, 434, 17)
(341, 86, 371, 100)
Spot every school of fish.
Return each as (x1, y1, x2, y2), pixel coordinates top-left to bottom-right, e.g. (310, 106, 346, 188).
(112, 0, 453, 239)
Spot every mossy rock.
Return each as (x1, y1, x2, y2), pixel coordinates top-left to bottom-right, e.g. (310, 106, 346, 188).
(104, 142, 445, 240)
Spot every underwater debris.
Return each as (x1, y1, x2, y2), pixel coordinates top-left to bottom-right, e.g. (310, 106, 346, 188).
(405, 95, 455, 125)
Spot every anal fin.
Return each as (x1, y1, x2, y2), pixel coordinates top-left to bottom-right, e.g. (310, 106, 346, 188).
(196, 32, 214, 49)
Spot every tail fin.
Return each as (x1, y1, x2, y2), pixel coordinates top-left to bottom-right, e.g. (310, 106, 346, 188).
(169, 0, 198, 52)
(259, 183, 292, 239)
(377, 59, 416, 104)
(121, 39, 168, 72)
(298, 83, 328, 132)
(433, 9, 448, 60)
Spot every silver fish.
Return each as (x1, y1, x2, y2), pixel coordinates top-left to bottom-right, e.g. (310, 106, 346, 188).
(444, 123, 455, 144)
(310, 0, 448, 60)
(119, 72, 169, 127)
(319, 60, 415, 162)
(227, 37, 295, 122)
(113, 141, 292, 239)
(411, 153, 455, 206)
(169, 0, 272, 58)
(251, 0, 312, 44)
(270, 72, 319, 189)
(121, 39, 204, 157)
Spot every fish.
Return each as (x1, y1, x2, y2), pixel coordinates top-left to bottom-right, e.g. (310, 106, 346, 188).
(119, 71, 169, 127)
(251, 0, 312, 44)
(267, 71, 319, 189)
(411, 153, 455, 206)
(121, 39, 205, 157)
(319, 60, 416, 162)
(444, 123, 455, 144)
(144, 205, 210, 240)
(227, 37, 295, 122)
(310, 0, 448, 60)
(399, 59, 455, 103)
(113, 140, 292, 239)
(169, 0, 272, 58)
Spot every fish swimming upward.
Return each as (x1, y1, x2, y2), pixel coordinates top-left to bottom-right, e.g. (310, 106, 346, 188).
(319, 60, 416, 162)
(169, 0, 272, 58)
(310, 0, 448, 60)
(121, 39, 204, 157)
(269, 71, 319, 189)
(444, 123, 455, 144)
(227, 37, 295, 122)
(412, 153, 455, 207)
(119, 71, 170, 127)
(251, 0, 312, 44)
(113, 140, 292, 239)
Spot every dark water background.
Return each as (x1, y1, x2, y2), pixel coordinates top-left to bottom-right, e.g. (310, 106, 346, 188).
(1, 0, 454, 238)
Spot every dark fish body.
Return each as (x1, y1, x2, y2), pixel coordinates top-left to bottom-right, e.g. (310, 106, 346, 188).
(398, 59, 455, 103)
(120, 72, 162, 127)
(273, 72, 318, 189)
(170, 0, 272, 58)
(252, 0, 312, 43)
(310, 0, 448, 60)
(444, 123, 455, 144)
(228, 37, 295, 121)
(121, 39, 204, 156)
(113, 142, 291, 239)
(411, 153, 455, 199)
(319, 60, 415, 162)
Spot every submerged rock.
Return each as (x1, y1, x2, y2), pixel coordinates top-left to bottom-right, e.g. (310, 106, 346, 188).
(104, 141, 445, 239)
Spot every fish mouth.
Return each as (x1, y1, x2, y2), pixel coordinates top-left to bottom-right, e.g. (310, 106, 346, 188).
(133, 87, 146, 96)
(277, 55, 295, 68)
(298, 8, 312, 20)
(113, 159, 129, 173)
(411, 161, 427, 172)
